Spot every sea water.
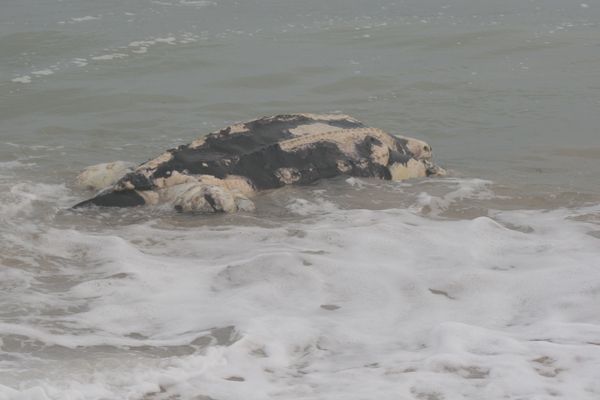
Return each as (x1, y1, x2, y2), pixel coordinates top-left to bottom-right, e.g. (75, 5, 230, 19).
(1, 1, 599, 399)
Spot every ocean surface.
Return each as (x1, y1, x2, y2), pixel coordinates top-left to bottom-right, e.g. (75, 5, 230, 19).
(1, 1, 600, 399)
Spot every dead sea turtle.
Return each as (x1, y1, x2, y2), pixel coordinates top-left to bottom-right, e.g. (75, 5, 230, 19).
(74, 113, 445, 212)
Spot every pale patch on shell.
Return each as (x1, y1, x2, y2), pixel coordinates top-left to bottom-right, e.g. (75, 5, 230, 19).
(172, 184, 237, 213)
(275, 168, 301, 184)
(190, 122, 253, 148)
(206, 113, 359, 141)
(223, 175, 255, 196)
(233, 193, 255, 212)
(389, 159, 427, 181)
(203, 185, 237, 213)
(260, 113, 355, 124)
(157, 180, 255, 213)
(154, 170, 198, 189)
(136, 190, 160, 205)
(203, 122, 249, 141)
(156, 172, 255, 196)
(173, 184, 216, 213)
(118, 181, 136, 190)
(278, 128, 398, 156)
(336, 160, 352, 173)
(189, 136, 206, 149)
(289, 122, 345, 137)
(195, 174, 228, 186)
(136, 151, 174, 172)
(225, 123, 249, 134)
(294, 113, 358, 123)
(197, 174, 255, 196)
(369, 141, 390, 166)
(157, 182, 198, 203)
(75, 161, 135, 191)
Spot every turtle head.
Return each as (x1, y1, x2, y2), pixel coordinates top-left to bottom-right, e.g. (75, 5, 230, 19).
(405, 137, 433, 161)
(403, 137, 446, 177)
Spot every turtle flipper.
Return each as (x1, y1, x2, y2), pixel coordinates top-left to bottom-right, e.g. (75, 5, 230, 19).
(73, 189, 146, 208)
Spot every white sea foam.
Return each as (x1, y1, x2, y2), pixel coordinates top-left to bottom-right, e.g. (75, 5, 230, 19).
(286, 193, 340, 215)
(179, 33, 199, 44)
(91, 53, 129, 61)
(413, 178, 495, 215)
(11, 75, 31, 84)
(131, 47, 148, 54)
(71, 58, 88, 67)
(70, 16, 100, 22)
(127, 34, 199, 53)
(127, 37, 176, 53)
(11, 70, 54, 84)
(0, 160, 35, 171)
(179, 0, 215, 6)
(128, 40, 155, 47)
(0, 182, 71, 219)
(31, 69, 54, 76)
(8, 32, 200, 86)
(0, 180, 599, 399)
(154, 36, 177, 45)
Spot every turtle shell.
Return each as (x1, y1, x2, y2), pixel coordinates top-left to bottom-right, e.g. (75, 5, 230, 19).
(122, 113, 418, 191)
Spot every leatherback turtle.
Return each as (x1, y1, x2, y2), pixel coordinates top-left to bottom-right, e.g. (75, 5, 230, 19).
(74, 113, 445, 212)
